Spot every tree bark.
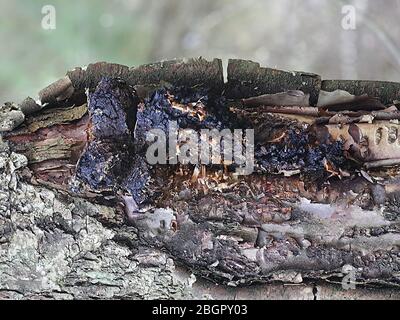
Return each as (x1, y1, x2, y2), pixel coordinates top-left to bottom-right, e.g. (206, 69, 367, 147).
(322, 80, 400, 105)
(225, 59, 322, 105)
(1, 59, 400, 300)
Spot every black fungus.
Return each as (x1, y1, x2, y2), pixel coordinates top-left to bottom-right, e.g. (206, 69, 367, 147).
(88, 77, 138, 140)
(122, 155, 153, 205)
(76, 140, 131, 191)
(76, 79, 235, 205)
(75, 77, 351, 205)
(256, 129, 347, 180)
(135, 88, 227, 151)
(76, 77, 150, 202)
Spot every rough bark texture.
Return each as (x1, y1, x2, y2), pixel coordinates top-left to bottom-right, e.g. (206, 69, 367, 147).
(1, 58, 400, 300)
(67, 58, 224, 95)
(0, 142, 398, 301)
(225, 59, 322, 105)
(321, 80, 400, 106)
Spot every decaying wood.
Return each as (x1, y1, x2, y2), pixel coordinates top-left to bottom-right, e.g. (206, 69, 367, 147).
(321, 96, 386, 112)
(1, 58, 400, 300)
(242, 91, 310, 107)
(365, 159, 400, 169)
(242, 105, 319, 117)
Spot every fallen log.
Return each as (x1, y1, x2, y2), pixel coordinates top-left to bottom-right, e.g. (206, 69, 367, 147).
(1, 59, 400, 300)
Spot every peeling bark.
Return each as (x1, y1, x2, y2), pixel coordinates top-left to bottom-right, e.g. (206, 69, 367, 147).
(1, 58, 400, 300)
(322, 80, 400, 106)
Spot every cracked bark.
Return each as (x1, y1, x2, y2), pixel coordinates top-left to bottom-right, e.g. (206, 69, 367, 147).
(1, 58, 400, 300)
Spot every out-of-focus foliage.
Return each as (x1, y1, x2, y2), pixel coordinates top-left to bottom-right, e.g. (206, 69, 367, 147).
(1, 0, 400, 103)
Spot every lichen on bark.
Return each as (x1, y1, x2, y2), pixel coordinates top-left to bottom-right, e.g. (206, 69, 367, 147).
(0, 138, 198, 299)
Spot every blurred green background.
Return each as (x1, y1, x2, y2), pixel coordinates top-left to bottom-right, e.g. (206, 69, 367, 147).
(1, 0, 400, 104)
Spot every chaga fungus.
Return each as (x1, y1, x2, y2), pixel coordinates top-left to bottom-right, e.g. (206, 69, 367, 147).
(3, 59, 400, 287)
(75, 78, 160, 206)
(72, 75, 362, 225)
(255, 128, 348, 180)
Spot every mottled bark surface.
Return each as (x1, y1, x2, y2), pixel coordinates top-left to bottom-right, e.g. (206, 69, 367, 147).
(0, 147, 398, 299)
(1, 59, 400, 300)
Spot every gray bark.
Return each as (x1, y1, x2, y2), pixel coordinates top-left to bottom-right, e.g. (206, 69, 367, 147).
(0, 146, 398, 300)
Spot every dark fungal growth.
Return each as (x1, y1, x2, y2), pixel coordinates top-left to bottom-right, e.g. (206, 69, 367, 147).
(74, 77, 157, 205)
(255, 129, 349, 180)
(2, 59, 400, 291)
(74, 76, 353, 207)
(134, 87, 227, 150)
(74, 78, 247, 206)
(74, 78, 139, 195)
(87, 77, 138, 140)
